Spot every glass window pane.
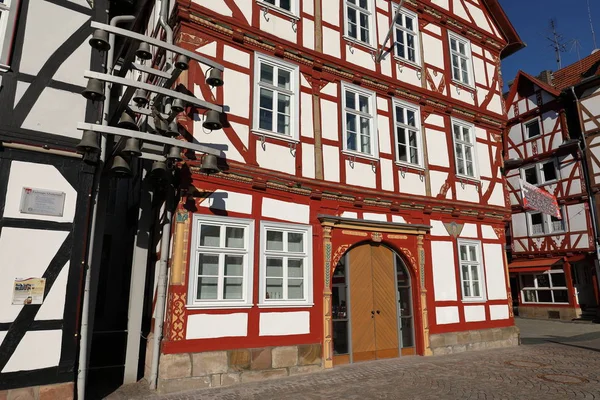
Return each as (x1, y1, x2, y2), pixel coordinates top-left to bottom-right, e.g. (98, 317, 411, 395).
(405, 16, 413, 31)
(200, 225, 220, 247)
(524, 167, 538, 185)
(408, 131, 418, 147)
(453, 124, 461, 140)
(553, 290, 568, 303)
(279, 0, 291, 11)
(224, 255, 243, 276)
(360, 116, 370, 136)
(333, 321, 349, 355)
(463, 281, 471, 297)
(259, 109, 273, 131)
(537, 290, 552, 302)
(466, 161, 474, 177)
(471, 265, 479, 281)
(409, 147, 419, 164)
(459, 245, 468, 261)
(472, 281, 480, 297)
(266, 257, 283, 277)
(401, 317, 414, 347)
(462, 127, 470, 143)
(531, 213, 543, 226)
(267, 231, 284, 250)
(288, 259, 304, 277)
(346, 112, 357, 134)
(225, 227, 244, 248)
(523, 290, 536, 302)
(347, 131, 357, 151)
(277, 93, 291, 115)
(277, 113, 290, 135)
(521, 274, 535, 288)
(396, 107, 405, 124)
(197, 277, 218, 299)
(450, 38, 457, 51)
(536, 274, 550, 288)
(260, 63, 274, 84)
(198, 254, 219, 276)
(543, 162, 557, 181)
(288, 233, 304, 252)
(278, 69, 291, 90)
(458, 41, 466, 54)
(288, 279, 304, 299)
(359, 95, 369, 113)
(224, 277, 243, 299)
(406, 110, 415, 127)
(398, 287, 412, 316)
(551, 272, 567, 287)
(462, 265, 470, 281)
(360, 133, 371, 154)
(468, 246, 477, 261)
(266, 278, 283, 299)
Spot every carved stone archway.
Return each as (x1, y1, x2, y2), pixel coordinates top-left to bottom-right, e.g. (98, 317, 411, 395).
(319, 215, 432, 368)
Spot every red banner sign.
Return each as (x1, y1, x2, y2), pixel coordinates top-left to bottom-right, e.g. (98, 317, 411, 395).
(520, 179, 561, 219)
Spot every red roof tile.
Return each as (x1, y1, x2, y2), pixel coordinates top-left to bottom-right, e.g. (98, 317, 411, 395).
(553, 50, 600, 90)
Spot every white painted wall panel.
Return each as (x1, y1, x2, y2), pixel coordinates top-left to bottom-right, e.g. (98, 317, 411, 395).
(511, 213, 528, 237)
(0, 229, 69, 323)
(363, 213, 388, 222)
(320, 82, 338, 97)
(346, 161, 376, 188)
(399, 172, 426, 196)
(430, 220, 449, 237)
(323, 145, 340, 182)
(380, 158, 394, 191)
(303, 19, 315, 50)
(464, 3, 492, 32)
(5, 161, 77, 223)
(229, 122, 249, 148)
(196, 41, 217, 58)
(464, 305, 486, 322)
(477, 143, 492, 178)
(303, 0, 314, 15)
(455, 182, 479, 203)
(35, 264, 69, 321)
(481, 225, 498, 239)
(2, 330, 62, 373)
(259, 311, 310, 336)
(484, 243, 507, 300)
(435, 306, 460, 325)
(432, 241, 457, 301)
(378, 115, 391, 154)
(426, 128, 449, 167)
(341, 211, 358, 219)
(194, 117, 244, 162)
(392, 215, 406, 223)
(256, 142, 296, 175)
(422, 34, 444, 69)
(424, 113, 444, 128)
(53, 41, 91, 87)
(302, 143, 316, 179)
(321, 99, 339, 141)
(567, 204, 587, 232)
(260, 13, 297, 43)
(430, 171, 449, 199)
(198, 189, 253, 215)
(489, 184, 506, 207)
(322, 0, 340, 25)
(322, 27, 341, 58)
(223, 45, 250, 68)
(459, 223, 478, 238)
(489, 305, 509, 320)
(186, 313, 248, 339)
(301, 93, 315, 138)
(224, 69, 250, 119)
(262, 198, 310, 224)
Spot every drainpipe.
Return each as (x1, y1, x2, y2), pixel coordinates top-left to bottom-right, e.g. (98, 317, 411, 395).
(148, 188, 173, 390)
(158, 0, 173, 66)
(569, 86, 600, 308)
(77, 15, 135, 400)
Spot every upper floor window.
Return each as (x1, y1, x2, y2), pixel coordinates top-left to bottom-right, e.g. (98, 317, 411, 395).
(345, 0, 374, 47)
(394, 8, 419, 64)
(528, 209, 565, 236)
(189, 215, 254, 308)
(253, 53, 299, 140)
(342, 82, 378, 157)
(393, 100, 422, 167)
(458, 240, 485, 301)
(452, 119, 477, 179)
(522, 160, 558, 186)
(448, 32, 472, 86)
(258, 0, 298, 16)
(0, 0, 17, 71)
(260, 221, 313, 306)
(524, 118, 541, 139)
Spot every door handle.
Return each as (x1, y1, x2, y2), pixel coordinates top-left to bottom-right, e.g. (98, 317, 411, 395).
(376, 310, 381, 314)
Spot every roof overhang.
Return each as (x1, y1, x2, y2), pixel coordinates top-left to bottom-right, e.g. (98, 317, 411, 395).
(483, 0, 525, 59)
(508, 257, 564, 273)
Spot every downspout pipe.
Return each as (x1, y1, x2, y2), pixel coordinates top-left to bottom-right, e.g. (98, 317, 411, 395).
(77, 14, 135, 400)
(158, 0, 173, 66)
(149, 188, 173, 390)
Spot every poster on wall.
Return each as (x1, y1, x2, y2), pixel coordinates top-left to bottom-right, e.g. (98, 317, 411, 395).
(12, 278, 46, 305)
(19, 187, 66, 217)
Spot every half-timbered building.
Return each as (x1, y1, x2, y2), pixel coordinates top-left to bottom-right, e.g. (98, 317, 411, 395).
(504, 52, 600, 322)
(146, 0, 525, 392)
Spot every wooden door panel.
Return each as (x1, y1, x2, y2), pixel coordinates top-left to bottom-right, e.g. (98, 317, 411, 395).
(349, 245, 376, 360)
(371, 245, 399, 359)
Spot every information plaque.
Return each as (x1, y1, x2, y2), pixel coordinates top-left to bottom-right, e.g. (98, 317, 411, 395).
(19, 187, 66, 217)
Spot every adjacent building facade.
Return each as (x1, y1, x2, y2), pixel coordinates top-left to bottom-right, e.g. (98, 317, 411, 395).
(504, 52, 600, 321)
(151, 0, 524, 392)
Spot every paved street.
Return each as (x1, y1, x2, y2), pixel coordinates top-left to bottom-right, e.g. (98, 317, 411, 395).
(110, 318, 600, 400)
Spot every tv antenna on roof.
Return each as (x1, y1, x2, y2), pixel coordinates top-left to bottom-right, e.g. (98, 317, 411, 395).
(547, 19, 567, 69)
(587, 0, 598, 49)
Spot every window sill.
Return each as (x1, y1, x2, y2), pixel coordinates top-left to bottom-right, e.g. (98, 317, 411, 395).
(451, 79, 476, 92)
(342, 36, 377, 53)
(456, 174, 481, 185)
(0, 64, 9, 73)
(342, 150, 379, 163)
(186, 304, 254, 310)
(524, 135, 542, 142)
(528, 231, 565, 237)
(462, 298, 486, 303)
(257, 1, 300, 21)
(395, 161, 425, 172)
(258, 303, 314, 308)
(252, 129, 300, 144)
(394, 57, 422, 71)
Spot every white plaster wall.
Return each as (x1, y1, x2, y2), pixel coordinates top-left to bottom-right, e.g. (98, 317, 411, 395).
(322, 0, 340, 26)
(430, 220, 449, 237)
(2, 330, 62, 373)
(262, 198, 310, 224)
(303, 19, 315, 50)
(0, 229, 69, 323)
(196, 41, 217, 58)
(323, 145, 340, 182)
(224, 69, 250, 119)
(392, 215, 406, 223)
(459, 223, 478, 238)
(430, 171, 449, 199)
(363, 213, 388, 222)
(435, 306, 460, 325)
(455, 182, 479, 203)
(35, 265, 69, 321)
(192, 0, 231, 15)
(380, 158, 394, 191)
(223, 45, 250, 68)
(193, 116, 244, 162)
(567, 204, 587, 232)
(346, 161, 376, 188)
(54, 40, 91, 87)
(303, 0, 314, 14)
(432, 241, 457, 301)
(5, 161, 77, 223)
(489, 304, 509, 320)
(477, 143, 492, 178)
(464, 305, 486, 322)
(488, 184, 506, 207)
(346, 45, 375, 71)
(321, 99, 340, 141)
(259, 311, 310, 336)
(302, 143, 316, 179)
(396, 67, 422, 87)
(186, 313, 248, 339)
(301, 93, 315, 138)
(260, 13, 297, 43)
(229, 122, 250, 148)
(399, 172, 426, 196)
(572, 234, 589, 249)
(426, 128, 449, 167)
(450, 84, 475, 105)
(378, 115, 391, 154)
(487, 94, 503, 115)
(237, 0, 253, 23)
(425, 113, 444, 128)
(321, 82, 338, 97)
(341, 211, 358, 219)
(322, 27, 340, 59)
(481, 225, 498, 239)
(422, 34, 445, 69)
(198, 189, 253, 215)
(464, 3, 491, 33)
(256, 142, 296, 175)
(484, 243, 507, 300)
(511, 213, 528, 237)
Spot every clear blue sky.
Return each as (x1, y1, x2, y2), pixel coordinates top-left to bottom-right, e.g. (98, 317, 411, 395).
(500, 0, 599, 90)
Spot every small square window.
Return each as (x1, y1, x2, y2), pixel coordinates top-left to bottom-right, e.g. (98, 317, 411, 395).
(525, 119, 541, 139)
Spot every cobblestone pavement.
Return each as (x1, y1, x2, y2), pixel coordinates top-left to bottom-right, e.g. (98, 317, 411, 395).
(109, 318, 600, 400)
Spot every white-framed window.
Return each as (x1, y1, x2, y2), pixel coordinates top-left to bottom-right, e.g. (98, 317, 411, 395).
(257, 0, 299, 17)
(457, 240, 485, 301)
(341, 82, 378, 157)
(0, 0, 18, 71)
(344, 0, 375, 47)
(524, 117, 542, 140)
(188, 215, 254, 308)
(452, 119, 478, 179)
(448, 32, 473, 86)
(520, 268, 569, 304)
(393, 99, 422, 167)
(252, 53, 300, 141)
(394, 7, 420, 65)
(527, 208, 566, 236)
(521, 159, 558, 186)
(260, 221, 313, 306)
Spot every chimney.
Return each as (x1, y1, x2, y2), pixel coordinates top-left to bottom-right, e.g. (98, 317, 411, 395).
(536, 70, 554, 85)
